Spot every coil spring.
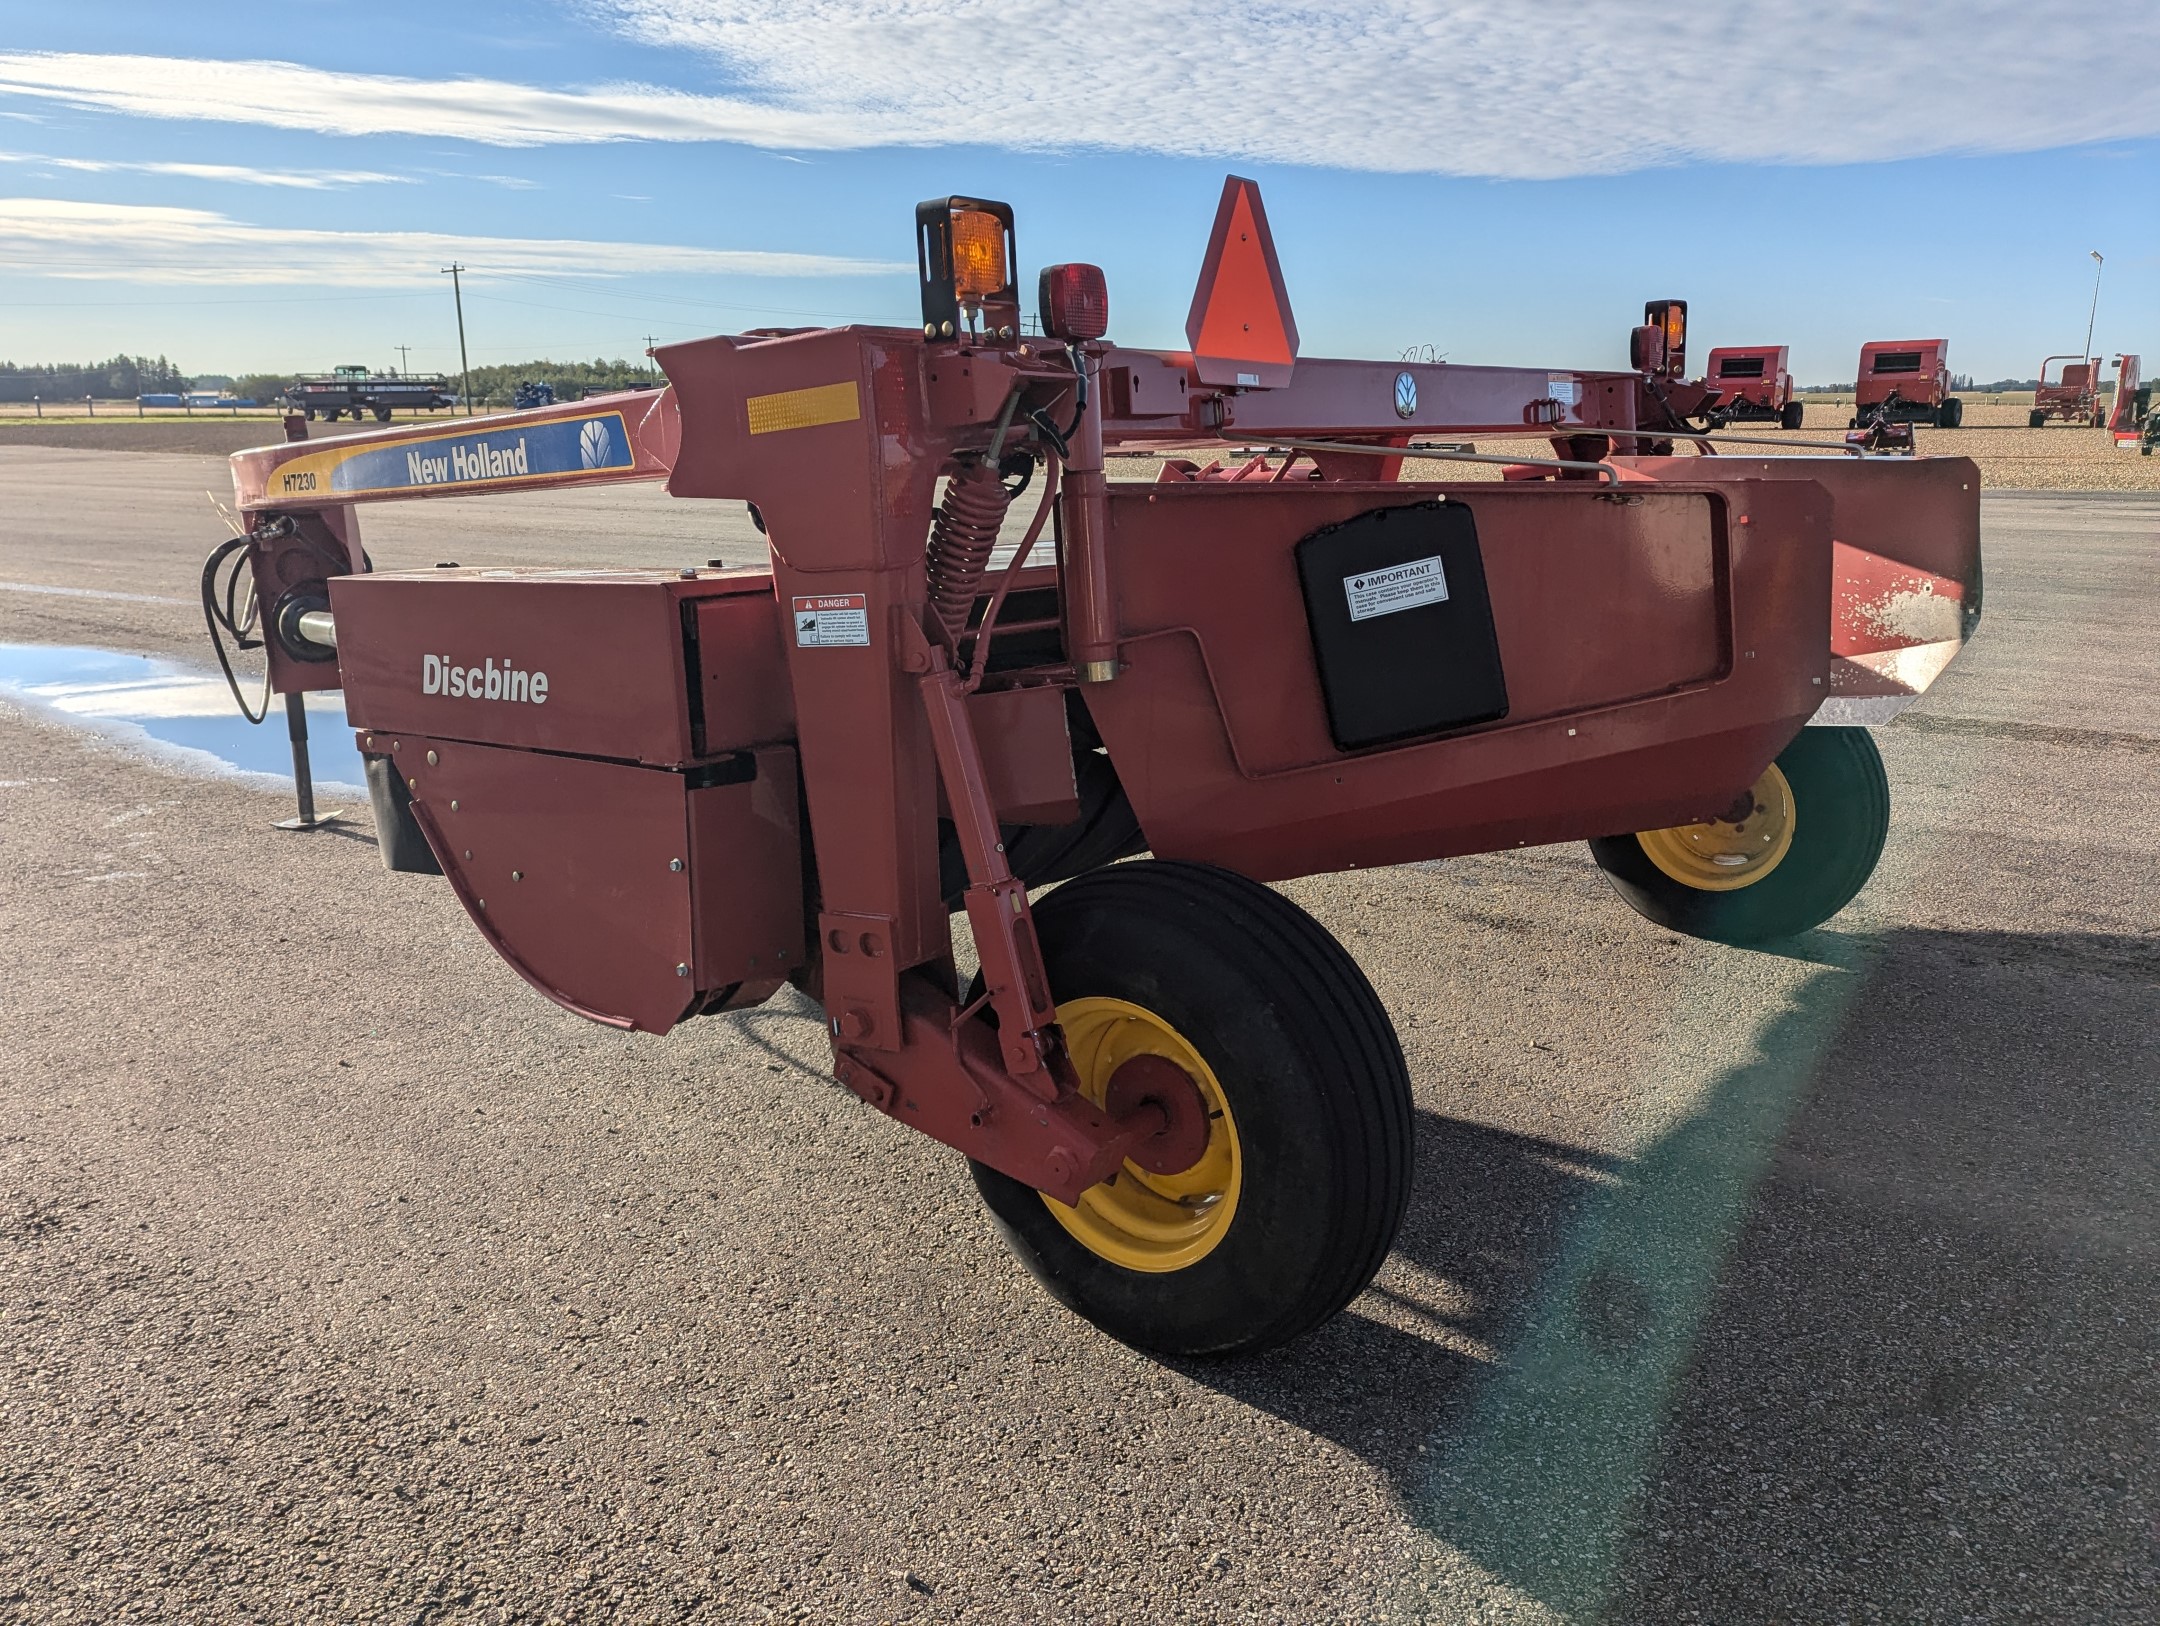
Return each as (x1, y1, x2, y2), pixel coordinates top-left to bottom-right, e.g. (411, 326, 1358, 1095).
(925, 458, 1013, 647)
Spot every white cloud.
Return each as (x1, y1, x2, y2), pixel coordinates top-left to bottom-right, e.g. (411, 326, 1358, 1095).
(3, 4, 2159, 177)
(0, 150, 406, 188)
(0, 198, 910, 286)
(0, 50, 862, 151)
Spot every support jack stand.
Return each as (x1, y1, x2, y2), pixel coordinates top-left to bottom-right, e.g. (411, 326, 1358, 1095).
(273, 690, 344, 832)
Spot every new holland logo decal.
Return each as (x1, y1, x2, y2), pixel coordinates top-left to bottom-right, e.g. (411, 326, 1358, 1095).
(270, 411, 635, 500)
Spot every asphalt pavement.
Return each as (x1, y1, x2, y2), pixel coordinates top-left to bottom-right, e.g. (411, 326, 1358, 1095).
(2, 447, 2155, 1623)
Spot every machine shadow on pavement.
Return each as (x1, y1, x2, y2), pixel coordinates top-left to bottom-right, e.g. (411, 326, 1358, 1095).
(1184, 925, 2160, 1622)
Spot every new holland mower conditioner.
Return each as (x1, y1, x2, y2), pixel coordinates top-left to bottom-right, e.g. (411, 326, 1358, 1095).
(203, 180, 1981, 1355)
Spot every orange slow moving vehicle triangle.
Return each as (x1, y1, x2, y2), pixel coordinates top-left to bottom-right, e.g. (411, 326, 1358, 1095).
(1185, 176, 1301, 389)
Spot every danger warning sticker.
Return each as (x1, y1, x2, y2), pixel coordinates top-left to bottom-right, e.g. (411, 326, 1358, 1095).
(792, 593, 870, 647)
(1344, 556, 1449, 623)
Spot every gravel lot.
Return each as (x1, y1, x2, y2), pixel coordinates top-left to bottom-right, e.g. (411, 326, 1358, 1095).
(2, 448, 2155, 1623)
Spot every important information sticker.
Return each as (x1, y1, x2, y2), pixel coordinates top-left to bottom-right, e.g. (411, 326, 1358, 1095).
(1344, 556, 1449, 623)
(792, 593, 871, 647)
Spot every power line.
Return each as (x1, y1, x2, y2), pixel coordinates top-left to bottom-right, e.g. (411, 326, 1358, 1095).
(471, 266, 911, 324)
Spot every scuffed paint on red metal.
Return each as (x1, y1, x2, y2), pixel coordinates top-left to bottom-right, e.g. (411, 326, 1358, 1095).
(1614, 453, 1980, 721)
(383, 735, 803, 1035)
(1079, 477, 1830, 878)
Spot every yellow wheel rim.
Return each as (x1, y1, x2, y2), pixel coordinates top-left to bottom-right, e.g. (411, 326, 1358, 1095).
(1636, 762, 1797, 892)
(1043, 997, 1242, 1274)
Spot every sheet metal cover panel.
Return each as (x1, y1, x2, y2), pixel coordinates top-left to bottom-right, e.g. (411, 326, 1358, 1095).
(1294, 501, 1507, 750)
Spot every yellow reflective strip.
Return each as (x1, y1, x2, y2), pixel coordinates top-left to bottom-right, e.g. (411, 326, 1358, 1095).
(745, 380, 861, 435)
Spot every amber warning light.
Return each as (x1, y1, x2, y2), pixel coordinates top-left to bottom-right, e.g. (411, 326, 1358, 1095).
(1633, 298, 1687, 378)
(916, 196, 1019, 343)
(951, 210, 1007, 300)
(1039, 263, 1109, 342)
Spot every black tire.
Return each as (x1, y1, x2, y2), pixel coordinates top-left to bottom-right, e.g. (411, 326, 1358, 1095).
(937, 750, 1146, 911)
(1587, 727, 1890, 946)
(1847, 414, 1861, 430)
(2029, 408, 2047, 429)
(1942, 398, 1963, 428)
(373, 406, 393, 423)
(1779, 400, 1805, 431)
(971, 860, 1412, 1356)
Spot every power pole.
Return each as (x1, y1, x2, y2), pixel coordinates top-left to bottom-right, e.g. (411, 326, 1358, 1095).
(643, 333, 658, 378)
(441, 264, 473, 415)
(2082, 250, 2104, 367)
(395, 344, 411, 378)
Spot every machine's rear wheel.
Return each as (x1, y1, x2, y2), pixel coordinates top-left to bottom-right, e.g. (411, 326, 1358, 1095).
(1587, 727, 1889, 946)
(1779, 399, 1805, 431)
(971, 860, 1412, 1356)
(2029, 408, 2047, 429)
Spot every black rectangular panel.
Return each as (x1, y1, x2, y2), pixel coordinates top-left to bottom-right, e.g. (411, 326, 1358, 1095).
(1294, 500, 1508, 750)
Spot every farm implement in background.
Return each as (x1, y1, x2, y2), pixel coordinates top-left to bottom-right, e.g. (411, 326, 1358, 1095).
(281, 364, 456, 425)
(201, 178, 1980, 1355)
(1851, 339, 1963, 430)
(2030, 354, 2108, 428)
(1699, 346, 1805, 431)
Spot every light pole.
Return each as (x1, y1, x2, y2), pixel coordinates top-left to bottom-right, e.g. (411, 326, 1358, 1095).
(395, 344, 411, 378)
(2081, 250, 2103, 368)
(441, 264, 473, 415)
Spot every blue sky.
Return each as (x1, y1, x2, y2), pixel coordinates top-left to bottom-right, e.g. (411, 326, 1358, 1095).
(1, 1, 2154, 383)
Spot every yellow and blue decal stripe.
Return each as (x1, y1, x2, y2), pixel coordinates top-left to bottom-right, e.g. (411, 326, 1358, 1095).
(267, 411, 635, 501)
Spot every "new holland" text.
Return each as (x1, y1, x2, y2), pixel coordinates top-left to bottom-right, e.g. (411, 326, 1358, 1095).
(406, 437, 531, 486)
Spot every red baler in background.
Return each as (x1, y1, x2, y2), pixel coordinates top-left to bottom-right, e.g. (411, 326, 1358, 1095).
(1852, 339, 1962, 429)
(1701, 346, 1805, 430)
(205, 179, 1981, 1356)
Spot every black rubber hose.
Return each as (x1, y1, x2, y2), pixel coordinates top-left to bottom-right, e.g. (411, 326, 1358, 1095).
(200, 535, 271, 724)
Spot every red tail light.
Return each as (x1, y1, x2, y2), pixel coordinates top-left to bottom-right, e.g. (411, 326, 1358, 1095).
(1039, 263, 1110, 342)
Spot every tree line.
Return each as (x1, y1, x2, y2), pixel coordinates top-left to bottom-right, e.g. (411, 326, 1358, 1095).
(0, 354, 187, 403)
(0, 354, 659, 406)
(458, 357, 662, 406)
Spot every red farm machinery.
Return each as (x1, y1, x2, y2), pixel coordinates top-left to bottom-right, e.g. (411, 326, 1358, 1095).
(1701, 346, 1805, 431)
(1852, 339, 1962, 430)
(203, 180, 1982, 1356)
(2029, 354, 2108, 427)
(2107, 354, 2150, 452)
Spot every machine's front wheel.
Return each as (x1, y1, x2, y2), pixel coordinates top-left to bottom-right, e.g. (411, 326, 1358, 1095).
(1587, 727, 1890, 946)
(2030, 408, 2048, 429)
(971, 860, 1412, 1357)
(1780, 399, 1805, 431)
